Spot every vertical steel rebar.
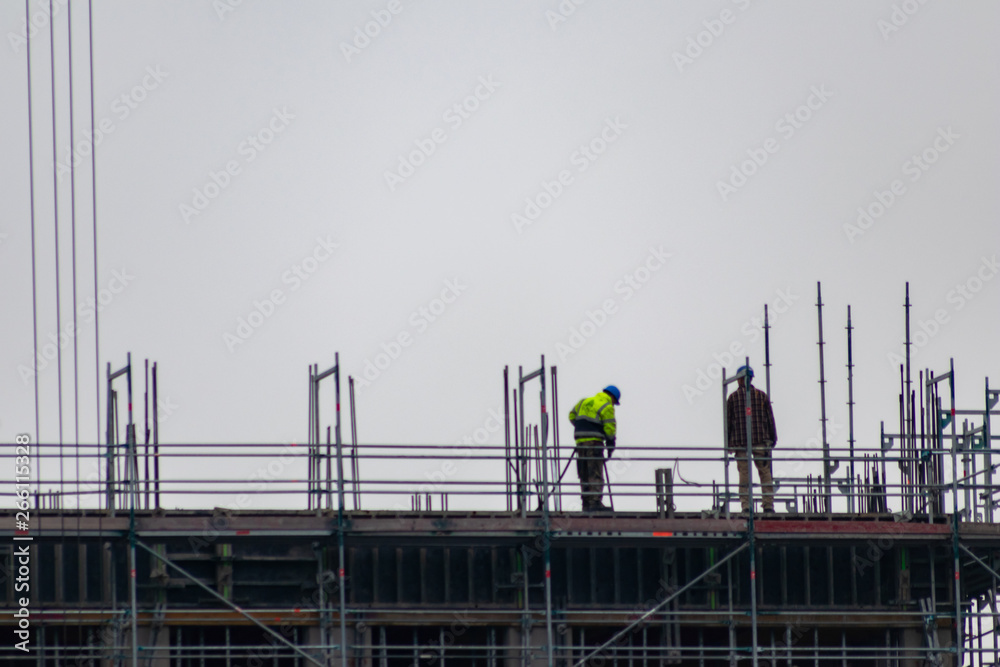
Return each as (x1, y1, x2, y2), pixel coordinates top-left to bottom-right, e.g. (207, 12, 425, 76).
(513, 387, 520, 514)
(551, 366, 560, 512)
(349, 375, 360, 510)
(846, 306, 856, 513)
(905, 284, 914, 515)
(518, 365, 527, 518)
(742, 357, 759, 667)
(308, 365, 315, 510)
(504, 367, 511, 512)
(949, 358, 962, 664)
(816, 283, 831, 514)
(764, 304, 771, 398)
(919, 371, 927, 517)
(124, 353, 138, 667)
(105, 362, 113, 511)
(152, 362, 159, 510)
(334, 354, 348, 667)
(540, 362, 554, 667)
(985, 377, 995, 523)
(144, 359, 150, 510)
(722, 369, 730, 519)
(900, 364, 907, 513)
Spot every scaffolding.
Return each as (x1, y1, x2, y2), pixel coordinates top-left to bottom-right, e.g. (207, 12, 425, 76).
(4, 286, 1000, 664)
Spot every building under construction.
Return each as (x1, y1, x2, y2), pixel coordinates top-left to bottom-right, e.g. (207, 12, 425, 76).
(4, 286, 1000, 666)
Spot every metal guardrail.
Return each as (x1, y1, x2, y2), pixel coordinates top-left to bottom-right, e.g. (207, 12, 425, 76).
(3, 440, 1000, 521)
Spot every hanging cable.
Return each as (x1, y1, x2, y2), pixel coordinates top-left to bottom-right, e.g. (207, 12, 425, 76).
(66, 0, 84, 652)
(68, 0, 81, 497)
(88, 0, 101, 448)
(26, 0, 41, 443)
(49, 0, 66, 474)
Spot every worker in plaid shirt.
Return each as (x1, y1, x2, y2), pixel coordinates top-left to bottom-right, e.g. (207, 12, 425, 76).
(726, 365, 778, 513)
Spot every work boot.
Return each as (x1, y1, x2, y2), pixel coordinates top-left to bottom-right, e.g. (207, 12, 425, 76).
(589, 502, 613, 513)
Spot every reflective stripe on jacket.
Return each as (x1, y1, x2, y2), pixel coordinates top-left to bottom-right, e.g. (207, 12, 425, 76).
(568, 391, 617, 443)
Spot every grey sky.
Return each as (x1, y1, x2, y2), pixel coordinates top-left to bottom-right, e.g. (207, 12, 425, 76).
(2, 1, 998, 510)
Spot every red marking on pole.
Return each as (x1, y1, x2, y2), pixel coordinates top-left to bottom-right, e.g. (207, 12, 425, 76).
(336, 403, 340, 411)
(545, 569, 551, 579)
(339, 568, 345, 578)
(128, 404, 132, 411)
(955, 572, 960, 580)
(746, 407, 751, 416)
(652, 532, 673, 537)
(750, 569, 756, 580)
(541, 406, 546, 413)
(131, 569, 136, 579)
(952, 408, 956, 416)
(236, 530, 250, 535)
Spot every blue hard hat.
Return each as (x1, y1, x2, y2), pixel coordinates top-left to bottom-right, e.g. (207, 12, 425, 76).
(603, 385, 621, 404)
(736, 365, 754, 379)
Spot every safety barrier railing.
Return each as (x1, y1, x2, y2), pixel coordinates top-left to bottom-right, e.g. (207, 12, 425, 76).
(2, 440, 999, 521)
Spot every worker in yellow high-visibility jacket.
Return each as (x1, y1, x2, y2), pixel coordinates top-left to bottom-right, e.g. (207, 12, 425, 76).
(568, 386, 620, 512)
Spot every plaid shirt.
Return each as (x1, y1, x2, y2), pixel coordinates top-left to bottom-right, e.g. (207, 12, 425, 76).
(726, 383, 777, 451)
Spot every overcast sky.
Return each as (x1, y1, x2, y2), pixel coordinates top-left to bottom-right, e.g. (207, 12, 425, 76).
(2, 1, 998, 512)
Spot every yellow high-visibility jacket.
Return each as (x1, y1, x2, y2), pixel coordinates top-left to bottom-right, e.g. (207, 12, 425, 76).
(568, 391, 617, 444)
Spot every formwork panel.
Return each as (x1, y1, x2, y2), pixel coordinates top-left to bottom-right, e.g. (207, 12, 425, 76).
(471, 547, 494, 604)
(594, 547, 615, 605)
(639, 547, 661, 602)
(568, 547, 592, 605)
(424, 547, 446, 604)
(350, 545, 374, 603)
(376, 545, 397, 604)
(448, 547, 470, 604)
(39, 544, 56, 603)
(618, 547, 639, 603)
(832, 545, 853, 605)
(400, 547, 421, 603)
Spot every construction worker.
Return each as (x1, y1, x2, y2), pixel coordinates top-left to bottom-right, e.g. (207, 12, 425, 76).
(569, 386, 620, 512)
(726, 365, 777, 514)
